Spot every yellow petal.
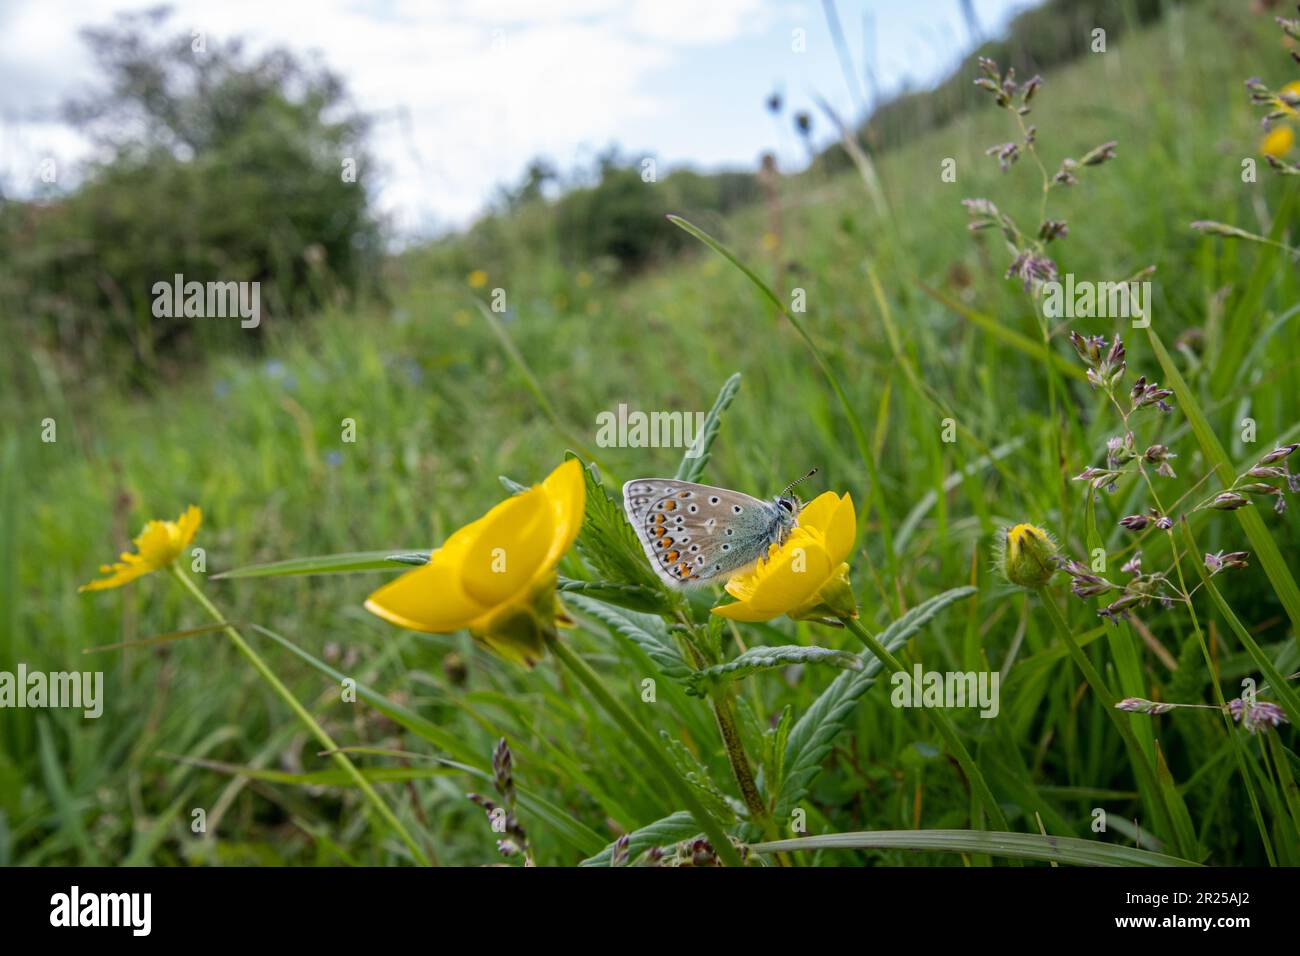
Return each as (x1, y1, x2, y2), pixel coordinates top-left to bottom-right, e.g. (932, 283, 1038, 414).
(79, 561, 151, 592)
(734, 537, 833, 618)
(823, 494, 856, 565)
(711, 597, 780, 622)
(796, 491, 842, 533)
(176, 505, 202, 550)
(81, 504, 203, 592)
(366, 461, 585, 652)
(133, 520, 179, 568)
(539, 459, 585, 566)
(460, 486, 554, 606)
(364, 542, 487, 633)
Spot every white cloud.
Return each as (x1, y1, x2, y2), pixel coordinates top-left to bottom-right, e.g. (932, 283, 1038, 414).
(0, 0, 767, 233)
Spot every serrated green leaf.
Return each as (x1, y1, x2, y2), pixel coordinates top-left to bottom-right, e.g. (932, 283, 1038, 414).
(769, 704, 794, 799)
(580, 811, 701, 866)
(557, 576, 665, 613)
(685, 645, 864, 697)
(876, 585, 979, 649)
(675, 373, 740, 482)
(775, 587, 977, 816)
(573, 458, 670, 600)
(565, 593, 693, 683)
(659, 732, 737, 824)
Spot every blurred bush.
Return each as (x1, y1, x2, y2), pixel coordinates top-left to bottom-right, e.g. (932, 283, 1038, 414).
(0, 8, 379, 386)
(418, 148, 762, 283)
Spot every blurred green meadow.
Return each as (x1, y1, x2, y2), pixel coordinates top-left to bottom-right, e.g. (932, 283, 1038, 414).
(3, 0, 1300, 865)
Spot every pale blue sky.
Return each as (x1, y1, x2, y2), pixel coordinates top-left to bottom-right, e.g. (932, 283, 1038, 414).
(0, 1, 1040, 236)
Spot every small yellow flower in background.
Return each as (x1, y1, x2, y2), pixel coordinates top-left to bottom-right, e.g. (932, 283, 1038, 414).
(365, 459, 585, 667)
(575, 270, 593, 288)
(760, 231, 779, 252)
(1263, 123, 1295, 158)
(999, 523, 1058, 589)
(467, 269, 488, 289)
(80, 505, 201, 592)
(712, 492, 857, 623)
(452, 308, 471, 327)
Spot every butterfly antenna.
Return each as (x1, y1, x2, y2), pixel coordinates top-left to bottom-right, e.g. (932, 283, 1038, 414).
(781, 467, 819, 497)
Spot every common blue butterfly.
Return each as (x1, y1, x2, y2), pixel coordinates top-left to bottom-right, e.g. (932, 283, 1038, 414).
(622, 469, 818, 587)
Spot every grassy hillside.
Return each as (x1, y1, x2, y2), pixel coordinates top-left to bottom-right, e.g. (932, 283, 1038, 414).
(4, 1, 1299, 865)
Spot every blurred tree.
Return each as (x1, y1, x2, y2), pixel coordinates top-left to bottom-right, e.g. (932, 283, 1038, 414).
(0, 7, 379, 385)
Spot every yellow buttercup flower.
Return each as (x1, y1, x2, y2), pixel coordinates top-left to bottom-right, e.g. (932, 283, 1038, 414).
(80, 505, 202, 591)
(711, 491, 857, 623)
(467, 269, 488, 289)
(364, 459, 585, 667)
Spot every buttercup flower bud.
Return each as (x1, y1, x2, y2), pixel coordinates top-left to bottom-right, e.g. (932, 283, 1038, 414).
(998, 523, 1058, 589)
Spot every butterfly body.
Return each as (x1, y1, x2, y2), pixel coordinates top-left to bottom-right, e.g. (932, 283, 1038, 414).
(623, 479, 802, 587)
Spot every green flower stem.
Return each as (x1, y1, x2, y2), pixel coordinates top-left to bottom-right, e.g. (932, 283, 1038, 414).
(710, 691, 767, 822)
(840, 616, 1009, 832)
(168, 565, 432, 866)
(545, 633, 744, 867)
(671, 609, 769, 829)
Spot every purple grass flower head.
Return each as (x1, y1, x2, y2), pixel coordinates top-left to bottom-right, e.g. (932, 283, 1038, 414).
(1210, 492, 1251, 511)
(1006, 251, 1057, 291)
(1116, 697, 1175, 715)
(1144, 444, 1177, 478)
(1259, 443, 1299, 465)
(1204, 550, 1250, 576)
(1228, 697, 1288, 734)
(1080, 141, 1118, 166)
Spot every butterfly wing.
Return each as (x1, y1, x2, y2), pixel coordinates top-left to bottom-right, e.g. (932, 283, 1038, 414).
(623, 479, 782, 587)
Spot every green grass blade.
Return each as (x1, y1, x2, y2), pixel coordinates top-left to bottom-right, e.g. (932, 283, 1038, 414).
(748, 829, 1201, 866)
(1182, 525, 1300, 723)
(1145, 325, 1300, 642)
(676, 372, 740, 482)
(667, 214, 896, 571)
(211, 550, 425, 580)
(918, 282, 1087, 382)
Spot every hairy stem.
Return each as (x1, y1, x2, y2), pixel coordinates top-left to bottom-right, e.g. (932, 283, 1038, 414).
(545, 633, 744, 866)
